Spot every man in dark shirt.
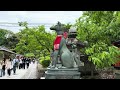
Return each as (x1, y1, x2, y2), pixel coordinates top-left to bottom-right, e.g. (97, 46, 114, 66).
(26, 58, 30, 69)
(22, 57, 26, 69)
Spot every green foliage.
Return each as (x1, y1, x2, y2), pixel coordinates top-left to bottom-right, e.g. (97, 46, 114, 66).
(0, 29, 8, 45)
(25, 53, 35, 57)
(75, 11, 120, 69)
(15, 22, 56, 68)
(15, 22, 56, 56)
(0, 29, 13, 45)
(63, 23, 72, 32)
(39, 56, 51, 68)
(40, 60, 51, 68)
(18, 21, 28, 28)
(5, 34, 19, 49)
(85, 42, 120, 69)
(45, 56, 50, 60)
(0, 28, 19, 50)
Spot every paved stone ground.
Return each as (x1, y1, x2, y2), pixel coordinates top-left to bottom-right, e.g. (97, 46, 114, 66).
(22, 62, 38, 79)
(0, 62, 38, 79)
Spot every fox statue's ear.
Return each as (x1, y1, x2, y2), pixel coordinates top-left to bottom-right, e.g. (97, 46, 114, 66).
(57, 21, 61, 25)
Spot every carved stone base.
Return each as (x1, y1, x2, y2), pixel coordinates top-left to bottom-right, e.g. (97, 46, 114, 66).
(45, 67, 81, 79)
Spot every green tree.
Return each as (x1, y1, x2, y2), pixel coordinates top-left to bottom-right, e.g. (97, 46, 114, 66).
(15, 22, 56, 57)
(75, 11, 120, 69)
(5, 34, 20, 49)
(0, 28, 19, 49)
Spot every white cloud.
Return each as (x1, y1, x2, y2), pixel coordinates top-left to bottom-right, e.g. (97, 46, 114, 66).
(0, 11, 83, 33)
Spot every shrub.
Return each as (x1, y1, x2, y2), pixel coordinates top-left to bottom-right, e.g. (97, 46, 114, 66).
(45, 56, 50, 60)
(40, 59, 51, 68)
(85, 42, 120, 69)
(39, 56, 51, 68)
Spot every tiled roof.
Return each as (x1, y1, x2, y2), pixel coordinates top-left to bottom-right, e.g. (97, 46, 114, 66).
(0, 46, 16, 54)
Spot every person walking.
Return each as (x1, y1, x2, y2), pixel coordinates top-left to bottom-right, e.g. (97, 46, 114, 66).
(12, 56, 19, 75)
(22, 57, 26, 69)
(6, 59, 12, 77)
(16, 56, 19, 69)
(19, 57, 22, 69)
(2, 58, 6, 76)
(0, 61, 2, 77)
(26, 58, 29, 69)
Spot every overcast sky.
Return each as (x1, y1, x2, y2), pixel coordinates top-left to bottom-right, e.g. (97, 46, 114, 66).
(0, 11, 83, 33)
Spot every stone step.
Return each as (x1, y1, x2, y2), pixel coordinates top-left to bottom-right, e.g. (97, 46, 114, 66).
(45, 73, 80, 79)
(45, 73, 80, 76)
(47, 67, 79, 71)
(46, 68, 79, 74)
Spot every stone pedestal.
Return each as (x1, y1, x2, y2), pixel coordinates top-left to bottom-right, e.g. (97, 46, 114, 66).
(45, 67, 81, 79)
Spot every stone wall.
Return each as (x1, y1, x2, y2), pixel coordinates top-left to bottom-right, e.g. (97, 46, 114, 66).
(37, 63, 47, 79)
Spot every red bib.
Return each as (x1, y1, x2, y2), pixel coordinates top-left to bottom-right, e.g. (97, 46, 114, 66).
(53, 35, 62, 50)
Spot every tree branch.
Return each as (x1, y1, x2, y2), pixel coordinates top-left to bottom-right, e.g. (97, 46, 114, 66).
(33, 34, 50, 52)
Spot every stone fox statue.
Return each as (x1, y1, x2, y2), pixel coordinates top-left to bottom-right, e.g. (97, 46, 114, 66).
(50, 22, 77, 68)
(50, 22, 63, 68)
(51, 32, 75, 68)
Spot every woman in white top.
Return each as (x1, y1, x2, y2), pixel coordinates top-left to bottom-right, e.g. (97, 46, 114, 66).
(6, 59, 12, 76)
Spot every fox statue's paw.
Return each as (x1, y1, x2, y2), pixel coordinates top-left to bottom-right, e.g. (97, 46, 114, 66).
(51, 65, 56, 68)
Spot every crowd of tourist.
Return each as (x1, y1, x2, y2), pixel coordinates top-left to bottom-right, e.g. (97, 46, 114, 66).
(0, 55, 36, 77)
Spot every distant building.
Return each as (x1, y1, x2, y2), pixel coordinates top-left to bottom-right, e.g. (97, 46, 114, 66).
(0, 46, 16, 61)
